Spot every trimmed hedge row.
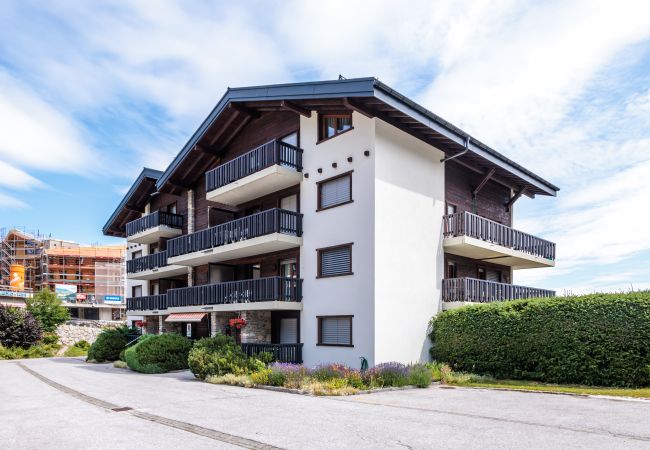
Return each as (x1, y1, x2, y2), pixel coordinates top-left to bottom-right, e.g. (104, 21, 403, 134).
(429, 292, 650, 387)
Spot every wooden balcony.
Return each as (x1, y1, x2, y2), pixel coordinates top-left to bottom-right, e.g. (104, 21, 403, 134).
(126, 211, 183, 244)
(241, 343, 303, 364)
(166, 277, 302, 312)
(443, 211, 556, 269)
(205, 140, 303, 205)
(442, 277, 554, 308)
(167, 208, 302, 267)
(126, 251, 187, 280)
(127, 294, 168, 312)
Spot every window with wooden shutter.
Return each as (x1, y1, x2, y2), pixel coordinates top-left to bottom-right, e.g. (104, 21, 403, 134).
(317, 244, 353, 278)
(317, 172, 352, 211)
(318, 316, 353, 346)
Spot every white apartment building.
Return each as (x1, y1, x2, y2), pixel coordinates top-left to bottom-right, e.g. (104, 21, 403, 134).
(104, 77, 558, 368)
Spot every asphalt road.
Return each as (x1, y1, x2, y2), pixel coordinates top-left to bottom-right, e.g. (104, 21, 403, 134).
(1, 358, 649, 449)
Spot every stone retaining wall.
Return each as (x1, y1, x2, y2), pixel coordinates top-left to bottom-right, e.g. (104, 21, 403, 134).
(56, 320, 126, 346)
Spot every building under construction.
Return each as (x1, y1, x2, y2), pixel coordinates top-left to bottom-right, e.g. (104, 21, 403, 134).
(0, 227, 126, 321)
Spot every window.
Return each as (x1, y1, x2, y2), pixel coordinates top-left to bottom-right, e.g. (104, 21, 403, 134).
(318, 113, 352, 141)
(447, 261, 457, 278)
(132, 250, 142, 260)
(317, 244, 353, 278)
(162, 202, 177, 214)
(446, 203, 457, 215)
(317, 172, 352, 211)
(478, 267, 501, 282)
(131, 285, 142, 298)
(318, 316, 353, 346)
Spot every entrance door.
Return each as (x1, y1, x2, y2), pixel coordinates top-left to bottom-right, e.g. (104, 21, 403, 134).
(280, 318, 298, 344)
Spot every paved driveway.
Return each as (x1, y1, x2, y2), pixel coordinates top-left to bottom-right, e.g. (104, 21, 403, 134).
(1, 358, 649, 449)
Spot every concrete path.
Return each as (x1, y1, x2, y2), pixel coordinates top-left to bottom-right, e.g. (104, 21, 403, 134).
(1, 357, 649, 449)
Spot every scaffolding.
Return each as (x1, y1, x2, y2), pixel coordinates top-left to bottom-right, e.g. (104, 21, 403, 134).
(0, 228, 125, 305)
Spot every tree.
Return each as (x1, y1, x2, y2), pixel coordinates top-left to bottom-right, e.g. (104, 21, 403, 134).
(26, 288, 70, 333)
(0, 305, 42, 348)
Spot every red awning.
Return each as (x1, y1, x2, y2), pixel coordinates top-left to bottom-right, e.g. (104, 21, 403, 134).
(164, 312, 206, 323)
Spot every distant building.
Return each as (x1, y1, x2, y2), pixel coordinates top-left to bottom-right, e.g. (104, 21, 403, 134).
(0, 228, 126, 321)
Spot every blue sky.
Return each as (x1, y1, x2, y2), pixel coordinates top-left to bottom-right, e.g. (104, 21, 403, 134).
(0, 0, 649, 294)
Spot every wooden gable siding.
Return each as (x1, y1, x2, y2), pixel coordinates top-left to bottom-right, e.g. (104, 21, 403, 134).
(445, 162, 512, 226)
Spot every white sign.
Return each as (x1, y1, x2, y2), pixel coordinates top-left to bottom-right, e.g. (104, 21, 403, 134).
(186, 323, 192, 338)
(0, 290, 33, 299)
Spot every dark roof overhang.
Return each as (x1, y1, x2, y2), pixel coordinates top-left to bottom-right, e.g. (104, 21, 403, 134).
(102, 168, 163, 238)
(155, 77, 559, 197)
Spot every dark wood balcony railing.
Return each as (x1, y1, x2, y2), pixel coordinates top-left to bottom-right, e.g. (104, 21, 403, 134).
(127, 294, 168, 311)
(442, 277, 555, 303)
(443, 211, 555, 261)
(167, 277, 302, 308)
(205, 139, 303, 192)
(126, 211, 184, 237)
(167, 208, 302, 258)
(126, 251, 168, 274)
(241, 343, 303, 364)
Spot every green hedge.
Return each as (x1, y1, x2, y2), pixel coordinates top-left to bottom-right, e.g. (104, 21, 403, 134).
(87, 326, 130, 362)
(125, 334, 192, 374)
(430, 292, 650, 387)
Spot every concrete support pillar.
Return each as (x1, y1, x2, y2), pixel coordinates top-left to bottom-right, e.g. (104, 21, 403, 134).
(210, 312, 217, 337)
(158, 315, 163, 334)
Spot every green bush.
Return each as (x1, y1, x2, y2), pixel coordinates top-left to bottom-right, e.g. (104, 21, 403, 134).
(188, 333, 254, 379)
(26, 289, 70, 332)
(87, 326, 130, 362)
(0, 343, 60, 359)
(124, 333, 191, 374)
(430, 292, 650, 387)
(408, 364, 433, 388)
(41, 332, 60, 345)
(64, 340, 91, 357)
(0, 305, 42, 348)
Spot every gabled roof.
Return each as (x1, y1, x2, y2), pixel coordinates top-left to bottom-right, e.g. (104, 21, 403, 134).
(156, 77, 559, 196)
(103, 168, 163, 237)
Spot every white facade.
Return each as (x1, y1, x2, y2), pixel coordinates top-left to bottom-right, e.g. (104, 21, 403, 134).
(299, 112, 445, 367)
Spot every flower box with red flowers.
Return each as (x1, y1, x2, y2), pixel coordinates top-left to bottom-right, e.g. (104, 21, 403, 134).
(228, 318, 247, 330)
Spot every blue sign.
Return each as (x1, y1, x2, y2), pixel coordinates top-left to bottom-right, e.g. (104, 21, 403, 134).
(104, 295, 123, 303)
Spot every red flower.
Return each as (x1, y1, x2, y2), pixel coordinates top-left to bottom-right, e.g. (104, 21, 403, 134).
(229, 318, 247, 329)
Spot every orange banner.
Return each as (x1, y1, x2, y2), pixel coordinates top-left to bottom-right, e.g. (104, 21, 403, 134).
(9, 264, 25, 291)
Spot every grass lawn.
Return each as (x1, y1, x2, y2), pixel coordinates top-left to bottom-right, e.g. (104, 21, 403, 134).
(448, 378, 650, 399)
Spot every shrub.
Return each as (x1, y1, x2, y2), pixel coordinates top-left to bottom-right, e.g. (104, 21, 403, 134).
(267, 368, 287, 386)
(408, 364, 433, 388)
(26, 289, 70, 332)
(311, 363, 351, 381)
(87, 326, 130, 362)
(364, 362, 410, 387)
(268, 363, 309, 389)
(253, 351, 275, 365)
(0, 305, 42, 348)
(63, 340, 91, 357)
(430, 292, 650, 387)
(250, 368, 271, 385)
(425, 361, 444, 382)
(124, 333, 192, 374)
(188, 333, 250, 379)
(41, 332, 60, 345)
(0, 343, 60, 359)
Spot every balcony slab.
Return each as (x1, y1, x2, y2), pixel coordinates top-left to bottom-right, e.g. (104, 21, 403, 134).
(168, 233, 302, 267)
(127, 264, 188, 281)
(443, 235, 555, 269)
(129, 301, 303, 315)
(206, 165, 302, 206)
(127, 225, 183, 245)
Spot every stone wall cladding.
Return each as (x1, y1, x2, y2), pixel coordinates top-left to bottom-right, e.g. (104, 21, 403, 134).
(56, 320, 125, 346)
(241, 310, 271, 343)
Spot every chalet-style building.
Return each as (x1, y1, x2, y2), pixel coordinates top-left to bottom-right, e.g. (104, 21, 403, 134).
(103, 77, 558, 367)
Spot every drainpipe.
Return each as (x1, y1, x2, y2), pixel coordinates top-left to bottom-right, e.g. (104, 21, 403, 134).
(440, 136, 471, 163)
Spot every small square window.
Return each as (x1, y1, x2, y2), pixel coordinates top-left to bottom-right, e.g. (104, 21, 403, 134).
(318, 113, 352, 141)
(317, 172, 352, 211)
(318, 316, 352, 346)
(317, 244, 353, 278)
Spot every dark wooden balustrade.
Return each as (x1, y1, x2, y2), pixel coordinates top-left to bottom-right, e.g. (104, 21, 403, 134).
(443, 211, 555, 261)
(442, 277, 555, 303)
(205, 139, 303, 192)
(241, 343, 303, 364)
(167, 208, 302, 258)
(126, 251, 168, 273)
(127, 294, 168, 311)
(167, 277, 302, 308)
(126, 211, 184, 237)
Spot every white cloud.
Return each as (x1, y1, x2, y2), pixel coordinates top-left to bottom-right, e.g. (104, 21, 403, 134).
(0, 160, 44, 190)
(0, 71, 97, 174)
(0, 191, 28, 209)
